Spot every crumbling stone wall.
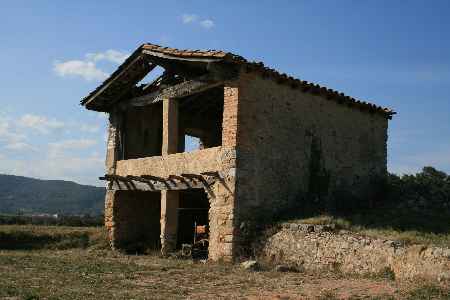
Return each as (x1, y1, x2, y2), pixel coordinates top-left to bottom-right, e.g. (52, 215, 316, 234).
(234, 72, 388, 224)
(262, 223, 450, 281)
(111, 146, 237, 260)
(105, 190, 161, 249)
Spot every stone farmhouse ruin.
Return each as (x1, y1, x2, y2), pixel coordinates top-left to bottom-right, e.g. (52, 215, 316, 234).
(81, 43, 394, 261)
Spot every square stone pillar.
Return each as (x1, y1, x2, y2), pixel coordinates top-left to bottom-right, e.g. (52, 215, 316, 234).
(160, 97, 180, 255)
(160, 190, 179, 254)
(162, 97, 179, 154)
(105, 109, 122, 174)
(222, 86, 239, 147)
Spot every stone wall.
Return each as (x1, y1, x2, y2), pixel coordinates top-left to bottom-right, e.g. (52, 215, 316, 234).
(234, 71, 388, 221)
(105, 190, 161, 249)
(112, 145, 237, 260)
(115, 146, 234, 178)
(261, 223, 450, 281)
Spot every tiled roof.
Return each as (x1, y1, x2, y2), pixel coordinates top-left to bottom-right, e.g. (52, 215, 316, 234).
(82, 43, 395, 118)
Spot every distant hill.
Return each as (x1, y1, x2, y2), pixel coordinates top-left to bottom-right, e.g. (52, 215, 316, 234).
(0, 174, 105, 215)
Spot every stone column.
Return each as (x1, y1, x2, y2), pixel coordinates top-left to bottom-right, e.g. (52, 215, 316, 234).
(222, 86, 239, 147)
(104, 109, 122, 248)
(162, 97, 179, 154)
(105, 109, 122, 174)
(160, 98, 180, 254)
(160, 190, 180, 254)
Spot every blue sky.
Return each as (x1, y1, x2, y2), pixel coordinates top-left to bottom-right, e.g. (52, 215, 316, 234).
(1, 1, 449, 186)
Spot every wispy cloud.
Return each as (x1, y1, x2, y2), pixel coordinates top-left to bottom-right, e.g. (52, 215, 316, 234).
(80, 124, 100, 133)
(18, 114, 65, 134)
(180, 14, 215, 30)
(53, 49, 129, 82)
(0, 116, 26, 146)
(200, 19, 215, 29)
(53, 60, 108, 81)
(4, 142, 36, 152)
(0, 112, 106, 185)
(181, 14, 197, 24)
(85, 49, 129, 64)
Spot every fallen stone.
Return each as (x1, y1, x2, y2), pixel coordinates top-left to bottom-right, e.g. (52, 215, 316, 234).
(241, 260, 260, 271)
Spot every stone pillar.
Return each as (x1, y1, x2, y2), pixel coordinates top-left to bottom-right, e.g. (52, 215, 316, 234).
(222, 86, 239, 147)
(162, 97, 179, 154)
(104, 110, 122, 248)
(160, 98, 180, 255)
(105, 109, 122, 174)
(160, 190, 179, 254)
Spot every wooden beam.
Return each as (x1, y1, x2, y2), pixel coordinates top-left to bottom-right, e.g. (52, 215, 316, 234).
(101, 176, 215, 192)
(85, 57, 156, 110)
(141, 174, 166, 182)
(200, 171, 221, 177)
(168, 174, 186, 181)
(181, 173, 204, 180)
(125, 76, 224, 107)
(142, 49, 223, 63)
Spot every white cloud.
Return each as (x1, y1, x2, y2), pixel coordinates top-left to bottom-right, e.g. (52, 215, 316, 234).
(85, 49, 129, 64)
(181, 14, 215, 30)
(53, 60, 108, 81)
(48, 138, 97, 157)
(53, 49, 128, 82)
(182, 14, 197, 24)
(4, 142, 36, 151)
(80, 124, 100, 133)
(18, 114, 65, 134)
(200, 19, 215, 29)
(0, 152, 104, 186)
(0, 112, 106, 185)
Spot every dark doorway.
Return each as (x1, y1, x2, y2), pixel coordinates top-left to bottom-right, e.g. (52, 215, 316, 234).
(176, 189, 209, 249)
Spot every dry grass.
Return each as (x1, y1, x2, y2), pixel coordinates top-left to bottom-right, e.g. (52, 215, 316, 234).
(293, 215, 450, 248)
(0, 225, 448, 299)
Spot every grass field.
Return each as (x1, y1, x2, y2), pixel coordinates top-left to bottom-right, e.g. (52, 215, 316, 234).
(0, 225, 449, 299)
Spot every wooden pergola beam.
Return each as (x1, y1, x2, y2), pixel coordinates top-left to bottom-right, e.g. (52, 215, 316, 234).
(99, 173, 215, 192)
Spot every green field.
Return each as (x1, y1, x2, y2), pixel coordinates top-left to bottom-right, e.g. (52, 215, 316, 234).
(0, 225, 449, 299)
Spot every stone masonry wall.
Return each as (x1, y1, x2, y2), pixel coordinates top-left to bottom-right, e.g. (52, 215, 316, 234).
(234, 72, 388, 222)
(262, 224, 450, 281)
(105, 190, 161, 249)
(113, 146, 237, 260)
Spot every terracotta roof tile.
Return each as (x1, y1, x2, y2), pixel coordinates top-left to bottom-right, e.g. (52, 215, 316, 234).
(82, 42, 394, 117)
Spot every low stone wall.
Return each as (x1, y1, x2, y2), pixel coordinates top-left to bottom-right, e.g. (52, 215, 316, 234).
(261, 223, 450, 281)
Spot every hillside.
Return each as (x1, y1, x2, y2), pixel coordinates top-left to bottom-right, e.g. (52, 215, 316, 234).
(0, 174, 105, 215)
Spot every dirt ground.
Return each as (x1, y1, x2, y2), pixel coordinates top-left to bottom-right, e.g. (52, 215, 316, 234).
(0, 248, 448, 299)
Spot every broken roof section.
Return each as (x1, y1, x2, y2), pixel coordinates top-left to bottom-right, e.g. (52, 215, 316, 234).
(81, 43, 395, 118)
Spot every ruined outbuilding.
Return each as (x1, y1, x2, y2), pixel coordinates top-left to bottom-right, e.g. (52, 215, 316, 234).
(81, 43, 394, 261)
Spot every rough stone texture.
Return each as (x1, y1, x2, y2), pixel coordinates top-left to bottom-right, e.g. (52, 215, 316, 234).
(115, 146, 234, 177)
(162, 97, 178, 155)
(103, 73, 390, 262)
(234, 71, 388, 224)
(112, 146, 237, 260)
(160, 190, 179, 254)
(105, 110, 122, 175)
(105, 190, 161, 249)
(262, 224, 450, 281)
(222, 85, 239, 147)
